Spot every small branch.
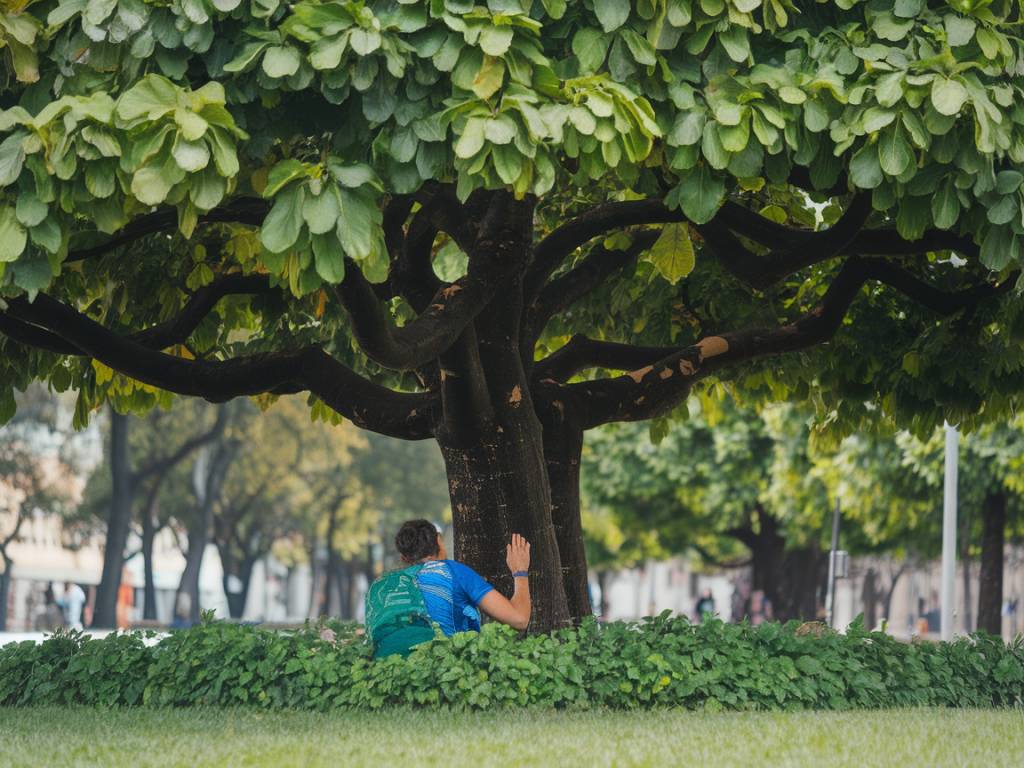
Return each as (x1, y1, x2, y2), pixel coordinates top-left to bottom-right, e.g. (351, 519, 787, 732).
(525, 230, 661, 348)
(566, 259, 1016, 428)
(4, 292, 436, 439)
(64, 198, 269, 263)
(533, 335, 680, 384)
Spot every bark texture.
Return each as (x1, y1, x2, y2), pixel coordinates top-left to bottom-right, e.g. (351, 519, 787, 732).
(977, 491, 1006, 635)
(92, 410, 132, 628)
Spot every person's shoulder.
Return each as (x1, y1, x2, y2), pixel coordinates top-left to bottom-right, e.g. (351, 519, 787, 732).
(445, 560, 486, 581)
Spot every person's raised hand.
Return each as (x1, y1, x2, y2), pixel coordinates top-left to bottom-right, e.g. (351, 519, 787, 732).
(506, 533, 530, 575)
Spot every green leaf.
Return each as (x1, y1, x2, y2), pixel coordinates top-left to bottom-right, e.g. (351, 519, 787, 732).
(115, 75, 179, 124)
(172, 138, 211, 172)
(994, 170, 1022, 195)
(930, 180, 960, 230)
(303, 186, 342, 235)
(594, 0, 630, 32)
(223, 42, 270, 73)
(336, 187, 378, 260)
(930, 78, 968, 117)
(849, 143, 883, 189)
(0, 206, 27, 262)
(986, 196, 1017, 226)
(0, 132, 27, 188)
(980, 225, 1013, 271)
(472, 55, 505, 100)
(261, 186, 306, 253)
(264, 159, 309, 198)
(944, 15, 975, 47)
(676, 164, 724, 224)
(620, 29, 656, 66)
(312, 232, 345, 283)
(479, 25, 513, 57)
(310, 37, 348, 70)
(778, 87, 806, 105)
(131, 156, 185, 206)
(573, 28, 609, 73)
(350, 29, 382, 56)
(455, 117, 486, 158)
(878, 127, 913, 177)
(645, 223, 695, 284)
(15, 193, 47, 227)
(262, 46, 302, 78)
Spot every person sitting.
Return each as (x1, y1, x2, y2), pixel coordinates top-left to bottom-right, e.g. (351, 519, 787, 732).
(365, 519, 531, 657)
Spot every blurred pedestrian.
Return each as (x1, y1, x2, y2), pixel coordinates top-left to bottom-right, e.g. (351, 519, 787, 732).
(62, 581, 86, 630)
(695, 589, 715, 623)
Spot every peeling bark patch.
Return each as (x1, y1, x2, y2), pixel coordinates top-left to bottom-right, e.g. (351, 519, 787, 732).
(658, 368, 673, 379)
(441, 284, 463, 299)
(696, 336, 729, 360)
(553, 400, 565, 418)
(679, 359, 696, 376)
(508, 385, 522, 407)
(627, 365, 653, 383)
(811, 305, 824, 317)
(634, 396, 646, 405)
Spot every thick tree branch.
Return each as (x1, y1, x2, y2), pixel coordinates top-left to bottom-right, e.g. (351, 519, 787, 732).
(3, 294, 435, 439)
(133, 274, 275, 349)
(533, 334, 680, 384)
(565, 259, 1015, 428)
(1, 274, 275, 356)
(334, 191, 534, 371)
(64, 198, 270, 263)
(697, 193, 873, 288)
(528, 195, 976, 300)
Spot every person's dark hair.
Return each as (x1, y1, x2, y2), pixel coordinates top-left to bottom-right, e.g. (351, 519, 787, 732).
(395, 519, 441, 563)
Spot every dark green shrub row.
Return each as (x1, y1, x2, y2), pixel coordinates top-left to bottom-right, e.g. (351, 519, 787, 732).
(1, 614, 1022, 710)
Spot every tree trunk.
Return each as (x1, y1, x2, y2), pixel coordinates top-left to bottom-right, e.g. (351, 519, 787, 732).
(862, 567, 878, 630)
(740, 511, 822, 623)
(542, 415, 591, 623)
(141, 512, 157, 621)
(93, 409, 133, 628)
(960, 502, 973, 633)
(140, 478, 164, 622)
(320, 504, 340, 618)
(0, 555, 11, 633)
(882, 564, 906, 624)
(220, 551, 256, 619)
(597, 570, 611, 620)
(977, 491, 1006, 635)
(440, 419, 571, 632)
(174, 444, 225, 624)
(176, 517, 207, 625)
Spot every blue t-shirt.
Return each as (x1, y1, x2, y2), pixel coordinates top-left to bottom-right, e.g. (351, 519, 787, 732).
(415, 560, 494, 636)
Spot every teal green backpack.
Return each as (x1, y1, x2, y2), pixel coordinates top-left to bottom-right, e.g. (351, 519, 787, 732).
(364, 565, 436, 658)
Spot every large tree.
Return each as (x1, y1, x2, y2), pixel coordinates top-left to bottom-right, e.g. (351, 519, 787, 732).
(2, 0, 1023, 628)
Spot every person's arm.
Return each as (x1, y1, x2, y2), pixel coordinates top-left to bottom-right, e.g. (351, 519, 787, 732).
(478, 534, 531, 630)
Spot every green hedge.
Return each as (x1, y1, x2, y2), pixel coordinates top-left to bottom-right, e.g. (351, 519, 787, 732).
(1, 614, 1022, 710)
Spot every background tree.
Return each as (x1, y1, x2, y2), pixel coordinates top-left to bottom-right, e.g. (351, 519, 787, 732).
(832, 419, 1024, 634)
(0, 387, 92, 630)
(3, 0, 1024, 628)
(75, 398, 223, 627)
(583, 399, 835, 620)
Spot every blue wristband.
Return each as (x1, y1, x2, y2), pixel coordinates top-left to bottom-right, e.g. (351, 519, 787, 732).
(512, 571, 529, 579)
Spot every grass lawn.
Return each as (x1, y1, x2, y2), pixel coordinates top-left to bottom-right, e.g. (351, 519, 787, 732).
(1, 707, 1021, 767)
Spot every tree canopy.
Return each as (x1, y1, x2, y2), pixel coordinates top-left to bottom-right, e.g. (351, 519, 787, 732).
(3, 0, 1024, 628)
